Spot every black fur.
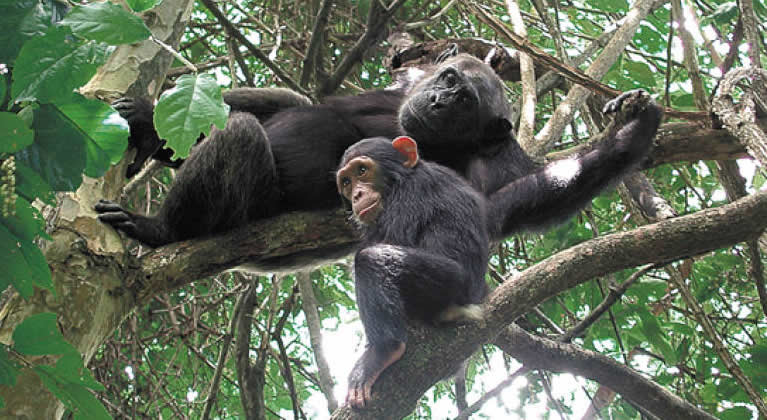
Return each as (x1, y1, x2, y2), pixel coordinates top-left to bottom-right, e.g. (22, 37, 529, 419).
(340, 137, 488, 407)
(97, 54, 662, 254)
(97, 53, 525, 247)
(343, 89, 662, 404)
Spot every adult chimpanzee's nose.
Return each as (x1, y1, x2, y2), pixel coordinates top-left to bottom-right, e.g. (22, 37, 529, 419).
(429, 92, 444, 109)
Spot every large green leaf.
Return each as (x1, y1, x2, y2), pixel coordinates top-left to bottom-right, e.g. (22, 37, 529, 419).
(0, 195, 49, 240)
(0, 0, 53, 64)
(12, 312, 76, 356)
(0, 113, 34, 153)
(14, 161, 55, 205)
(0, 224, 35, 298)
(126, 0, 162, 13)
(11, 26, 110, 104)
(35, 358, 111, 420)
(57, 93, 129, 166)
(154, 73, 230, 159)
(60, 2, 151, 46)
(15, 104, 87, 191)
(636, 308, 678, 365)
(0, 346, 18, 387)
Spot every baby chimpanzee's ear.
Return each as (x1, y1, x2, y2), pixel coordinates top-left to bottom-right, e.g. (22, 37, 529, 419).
(392, 136, 419, 168)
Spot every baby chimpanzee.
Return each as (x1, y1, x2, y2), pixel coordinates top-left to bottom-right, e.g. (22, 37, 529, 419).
(337, 136, 488, 408)
(336, 89, 662, 408)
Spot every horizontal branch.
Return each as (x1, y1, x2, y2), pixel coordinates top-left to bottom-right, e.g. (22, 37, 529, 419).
(330, 188, 767, 419)
(547, 119, 757, 166)
(131, 116, 757, 305)
(133, 210, 358, 304)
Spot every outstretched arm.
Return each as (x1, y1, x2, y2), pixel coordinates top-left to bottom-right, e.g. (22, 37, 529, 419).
(487, 89, 663, 239)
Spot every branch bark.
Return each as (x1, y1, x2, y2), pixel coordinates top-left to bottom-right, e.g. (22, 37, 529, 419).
(296, 271, 338, 412)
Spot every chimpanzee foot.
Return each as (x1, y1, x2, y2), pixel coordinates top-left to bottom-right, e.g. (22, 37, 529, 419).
(346, 341, 406, 409)
(602, 89, 652, 117)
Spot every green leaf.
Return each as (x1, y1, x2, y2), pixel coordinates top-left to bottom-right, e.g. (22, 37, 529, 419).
(126, 0, 162, 13)
(0, 0, 53, 64)
(701, 2, 738, 26)
(0, 224, 35, 298)
(1, 196, 47, 242)
(57, 93, 129, 166)
(35, 364, 111, 420)
(60, 2, 151, 46)
(154, 73, 230, 159)
(624, 61, 655, 88)
(0, 346, 19, 386)
(0, 113, 34, 153)
(750, 342, 767, 365)
(15, 160, 55, 205)
(11, 26, 110, 104)
(16, 104, 87, 191)
(0, 73, 6, 107)
(720, 407, 751, 420)
(49, 353, 105, 391)
(19, 237, 53, 293)
(635, 307, 678, 365)
(12, 312, 76, 355)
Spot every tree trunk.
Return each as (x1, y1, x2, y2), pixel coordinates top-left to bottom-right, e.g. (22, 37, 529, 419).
(0, 0, 194, 417)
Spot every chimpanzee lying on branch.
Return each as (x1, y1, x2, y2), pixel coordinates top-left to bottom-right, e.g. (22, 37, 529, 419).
(336, 88, 661, 407)
(95, 51, 541, 247)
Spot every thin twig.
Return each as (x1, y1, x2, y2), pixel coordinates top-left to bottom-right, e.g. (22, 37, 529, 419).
(151, 35, 197, 73)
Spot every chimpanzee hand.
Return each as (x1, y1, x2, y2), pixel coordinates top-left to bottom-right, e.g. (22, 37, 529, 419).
(112, 97, 154, 125)
(94, 200, 139, 237)
(602, 89, 653, 119)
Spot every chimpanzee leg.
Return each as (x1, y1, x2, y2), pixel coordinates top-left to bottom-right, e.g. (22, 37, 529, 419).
(346, 244, 474, 408)
(96, 112, 279, 246)
(158, 112, 280, 240)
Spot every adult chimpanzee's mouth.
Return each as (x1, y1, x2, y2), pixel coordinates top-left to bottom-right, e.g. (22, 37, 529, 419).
(407, 100, 440, 136)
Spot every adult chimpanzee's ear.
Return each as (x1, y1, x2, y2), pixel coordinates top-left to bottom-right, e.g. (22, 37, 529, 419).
(392, 136, 419, 168)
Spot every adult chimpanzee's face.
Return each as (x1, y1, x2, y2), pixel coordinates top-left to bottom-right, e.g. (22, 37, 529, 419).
(398, 54, 509, 143)
(336, 156, 383, 225)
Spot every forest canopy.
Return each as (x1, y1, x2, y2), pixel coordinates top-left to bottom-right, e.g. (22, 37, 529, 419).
(0, 0, 766, 419)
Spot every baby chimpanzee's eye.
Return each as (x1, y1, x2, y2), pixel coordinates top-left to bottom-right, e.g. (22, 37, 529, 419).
(341, 177, 351, 187)
(358, 165, 367, 175)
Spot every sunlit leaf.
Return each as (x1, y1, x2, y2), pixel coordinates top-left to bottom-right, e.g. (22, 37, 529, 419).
(60, 2, 152, 46)
(11, 26, 110, 104)
(154, 73, 229, 159)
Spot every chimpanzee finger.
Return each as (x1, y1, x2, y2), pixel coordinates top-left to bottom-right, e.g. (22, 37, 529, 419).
(94, 200, 123, 213)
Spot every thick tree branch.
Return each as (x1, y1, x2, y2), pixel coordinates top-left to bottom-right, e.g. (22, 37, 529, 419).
(133, 209, 358, 304)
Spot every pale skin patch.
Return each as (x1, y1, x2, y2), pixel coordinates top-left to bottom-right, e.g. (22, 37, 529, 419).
(347, 341, 407, 408)
(545, 158, 581, 187)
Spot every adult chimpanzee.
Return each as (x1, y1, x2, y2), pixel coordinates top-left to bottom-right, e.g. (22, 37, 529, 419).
(95, 52, 531, 247)
(338, 89, 661, 408)
(116, 88, 313, 178)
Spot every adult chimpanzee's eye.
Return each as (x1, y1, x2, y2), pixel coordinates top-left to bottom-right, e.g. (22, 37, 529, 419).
(358, 165, 367, 175)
